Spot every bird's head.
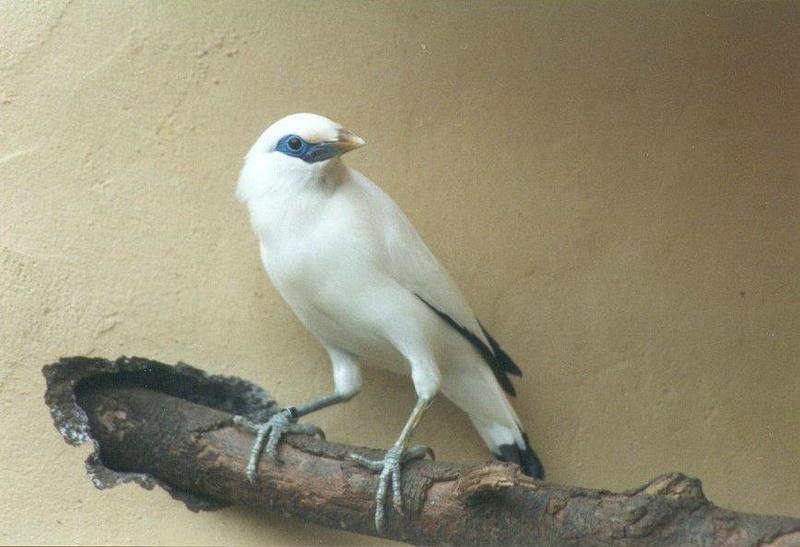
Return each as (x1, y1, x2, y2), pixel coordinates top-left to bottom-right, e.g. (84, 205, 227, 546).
(237, 113, 365, 203)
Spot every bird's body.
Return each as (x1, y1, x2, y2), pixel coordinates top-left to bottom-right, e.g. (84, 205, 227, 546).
(236, 113, 543, 530)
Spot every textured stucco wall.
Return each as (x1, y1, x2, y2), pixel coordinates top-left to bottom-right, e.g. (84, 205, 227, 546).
(1, 1, 798, 545)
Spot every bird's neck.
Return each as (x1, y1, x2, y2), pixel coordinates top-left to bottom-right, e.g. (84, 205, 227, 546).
(247, 160, 349, 246)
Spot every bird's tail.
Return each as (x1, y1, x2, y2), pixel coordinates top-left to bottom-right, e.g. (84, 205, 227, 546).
(436, 328, 545, 479)
(470, 417, 545, 479)
(495, 430, 545, 479)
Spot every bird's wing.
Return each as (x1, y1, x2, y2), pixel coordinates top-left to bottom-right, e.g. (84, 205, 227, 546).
(350, 171, 522, 394)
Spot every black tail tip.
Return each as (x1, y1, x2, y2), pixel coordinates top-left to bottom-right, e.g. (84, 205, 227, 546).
(495, 433, 545, 480)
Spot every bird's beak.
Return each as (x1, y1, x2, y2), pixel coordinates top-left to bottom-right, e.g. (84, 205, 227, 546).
(331, 128, 366, 155)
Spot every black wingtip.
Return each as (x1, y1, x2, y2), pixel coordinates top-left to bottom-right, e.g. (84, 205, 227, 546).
(415, 295, 522, 397)
(495, 432, 545, 480)
(479, 323, 522, 377)
(495, 371, 517, 397)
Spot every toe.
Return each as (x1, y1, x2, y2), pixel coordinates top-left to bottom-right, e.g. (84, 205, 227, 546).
(374, 469, 391, 533)
(233, 415, 258, 433)
(375, 467, 390, 504)
(264, 426, 288, 463)
(293, 422, 326, 440)
(246, 453, 260, 485)
(246, 467, 258, 485)
(391, 466, 403, 514)
(403, 444, 434, 462)
(349, 453, 384, 471)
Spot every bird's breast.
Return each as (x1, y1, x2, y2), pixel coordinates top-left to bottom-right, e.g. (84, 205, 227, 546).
(259, 233, 403, 363)
(249, 180, 406, 363)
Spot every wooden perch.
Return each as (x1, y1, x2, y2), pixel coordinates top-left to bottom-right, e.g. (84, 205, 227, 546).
(44, 357, 800, 546)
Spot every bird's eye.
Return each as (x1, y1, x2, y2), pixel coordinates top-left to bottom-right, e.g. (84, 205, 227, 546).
(276, 134, 308, 158)
(287, 137, 302, 151)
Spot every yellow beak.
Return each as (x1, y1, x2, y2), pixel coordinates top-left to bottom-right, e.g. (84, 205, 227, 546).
(331, 128, 366, 154)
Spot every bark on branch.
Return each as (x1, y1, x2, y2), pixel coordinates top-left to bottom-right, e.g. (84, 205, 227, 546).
(43, 357, 800, 546)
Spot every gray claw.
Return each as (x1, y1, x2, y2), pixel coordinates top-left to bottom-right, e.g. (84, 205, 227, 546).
(233, 409, 324, 484)
(349, 444, 432, 533)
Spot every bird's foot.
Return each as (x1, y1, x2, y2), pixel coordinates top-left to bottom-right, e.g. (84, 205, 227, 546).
(233, 409, 325, 484)
(349, 444, 434, 533)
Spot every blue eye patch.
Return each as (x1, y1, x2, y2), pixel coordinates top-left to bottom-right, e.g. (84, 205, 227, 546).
(276, 134, 340, 164)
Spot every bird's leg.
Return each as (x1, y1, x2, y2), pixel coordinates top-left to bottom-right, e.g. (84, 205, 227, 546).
(349, 396, 434, 533)
(233, 392, 351, 484)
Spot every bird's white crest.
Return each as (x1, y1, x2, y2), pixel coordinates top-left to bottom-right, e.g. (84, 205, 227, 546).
(247, 112, 343, 156)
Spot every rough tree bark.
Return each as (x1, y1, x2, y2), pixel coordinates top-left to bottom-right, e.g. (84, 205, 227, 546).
(43, 356, 800, 546)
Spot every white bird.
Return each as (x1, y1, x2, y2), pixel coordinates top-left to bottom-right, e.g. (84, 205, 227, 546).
(235, 113, 544, 531)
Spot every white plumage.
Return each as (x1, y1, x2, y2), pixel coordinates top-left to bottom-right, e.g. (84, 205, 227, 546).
(236, 113, 542, 529)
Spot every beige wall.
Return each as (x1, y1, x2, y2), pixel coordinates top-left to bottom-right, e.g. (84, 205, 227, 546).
(2, 1, 798, 544)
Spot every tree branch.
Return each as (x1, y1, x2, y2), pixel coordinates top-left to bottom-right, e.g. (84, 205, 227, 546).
(43, 357, 800, 545)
